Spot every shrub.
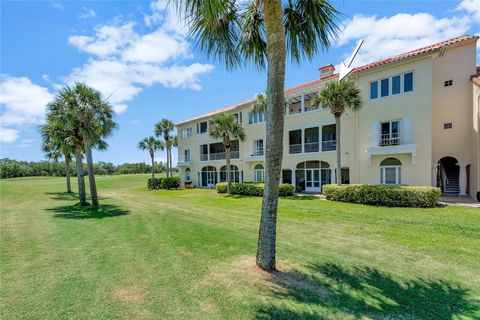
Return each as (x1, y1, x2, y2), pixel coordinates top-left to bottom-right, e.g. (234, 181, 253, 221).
(322, 184, 441, 208)
(216, 182, 295, 197)
(184, 181, 193, 189)
(147, 177, 162, 190)
(161, 177, 180, 189)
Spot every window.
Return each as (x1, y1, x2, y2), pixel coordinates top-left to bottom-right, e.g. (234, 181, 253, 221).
(254, 164, 264, 182)
(444, 79, 453, 87)
(185, 168, 191, 181)
(380, 120, 400, 146)
(392, 75, 401, 95)
(370, 81, 378, 99)
(233, 112, 242, 124)
(220, 165, 240, 182)
(370, 71, 414, 99)
(444, 122, 453, 129)
(197, 121, 208, 134)
(200, 144, 208, 161)
(253, 139, 264, 156)
(304, 93, 319, 112)
(341, 168, 350, 184)
(404, 72, 413, 92)
(182, 128, 192, 138)
(184, 149, 191, 162)
(248, 110, 265, 124)
(380, 158, 402, 185)
(380, 78, 389, 97)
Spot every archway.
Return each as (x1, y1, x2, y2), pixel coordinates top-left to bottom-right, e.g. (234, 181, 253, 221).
(201, 166, 217, 188)
(437, 157, 459, 195)
(295, 161, 330, 193)
(219, 165, 240, 183)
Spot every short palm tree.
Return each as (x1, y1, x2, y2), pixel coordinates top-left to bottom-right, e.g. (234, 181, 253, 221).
(313, 80, 363, 184)
(138, 136, 165, 179)
(209, 114, 246, 193)
(155, 119, 175, 178)
(177, 0, 339, 270)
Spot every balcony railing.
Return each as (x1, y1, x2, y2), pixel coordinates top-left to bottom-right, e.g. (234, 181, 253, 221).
(253, 147, 264, 156)
(207, 151, 240, 161)
(304, 142, 319, 153)
(289, 144, 302, 154)
(177, 157, 191, 163)
(322, 140, 336, 151)
(200, 154, 208, 161)
(380, 133, 400, 146)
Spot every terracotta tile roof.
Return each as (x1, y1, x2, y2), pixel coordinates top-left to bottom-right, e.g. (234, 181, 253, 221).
(176, 35, 478, 126)
(472, 67, 480, 87)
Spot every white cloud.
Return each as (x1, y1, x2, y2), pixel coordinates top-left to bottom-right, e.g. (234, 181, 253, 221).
(338, 13, 472, 67)
(0, 75, 53, 126)
(79, 7, 96, 20)
(144, 0, 188, 35)
(51, 0, 63, 10)
(457, 0, 480, 22)
(19, 139, 35, 148)
(0, 127, 20, 143)
(112, 104, 128, 114)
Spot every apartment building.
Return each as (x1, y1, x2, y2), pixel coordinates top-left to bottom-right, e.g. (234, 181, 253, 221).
(176, 35, 480, 199)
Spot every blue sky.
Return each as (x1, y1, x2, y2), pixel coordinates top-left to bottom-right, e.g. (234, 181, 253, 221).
(1, 0, 479, 165)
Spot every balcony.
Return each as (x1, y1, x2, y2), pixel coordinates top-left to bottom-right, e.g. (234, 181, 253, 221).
(304, 142, 319, 153)
(177, 157, 191, 167)
(200, 154, 208, 161)
(322, 140, 336, 151)
(208, 151, 240, 161)
(253, 147, 264, 156)
(380, 133, 400, 146)
(289, 144, 302, 154)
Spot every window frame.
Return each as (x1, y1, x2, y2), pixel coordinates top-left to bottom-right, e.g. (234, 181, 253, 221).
(369, 71, 414, 100)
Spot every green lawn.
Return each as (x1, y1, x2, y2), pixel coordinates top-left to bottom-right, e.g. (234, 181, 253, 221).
(1, 174, 479, 320)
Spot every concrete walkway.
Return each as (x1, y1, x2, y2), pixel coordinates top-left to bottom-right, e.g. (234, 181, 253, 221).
(439, 196, 480, 208)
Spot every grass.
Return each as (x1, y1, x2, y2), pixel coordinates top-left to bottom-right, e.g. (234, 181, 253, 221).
(1, 174, 479, 320)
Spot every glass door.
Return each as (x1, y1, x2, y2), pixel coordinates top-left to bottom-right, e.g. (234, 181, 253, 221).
(305, 169, 320, 192)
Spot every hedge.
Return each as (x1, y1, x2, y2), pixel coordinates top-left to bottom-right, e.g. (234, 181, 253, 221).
(147, 177, 180, 190)
(216, 182, 295, 197)
(322, 184, 441, 208)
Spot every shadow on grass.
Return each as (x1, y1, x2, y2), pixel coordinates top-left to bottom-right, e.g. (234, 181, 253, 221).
(256, 263, 478, 320)
(46, 203, 130, 219)
(283, 195, 316, 201)
(45, 192, 110, 201)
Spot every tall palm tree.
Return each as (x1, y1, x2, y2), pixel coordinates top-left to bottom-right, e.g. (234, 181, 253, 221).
(167, 135, 177, 177)
(138, 136, 165, 179)
(71, 83, 117, 208)
(41, 131, 74, 194)
(154, 119, 175, 178)
(209, 114, 246, 193)
(43, 92, 88, 205)
(313, 80, 363, 184)
(177, 0, 339, 271)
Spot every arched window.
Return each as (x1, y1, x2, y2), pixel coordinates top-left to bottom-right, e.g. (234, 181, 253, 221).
(220, 165, 240, 182)
(185, 168, 191, 182)
(201, 166, 217, 187)
(380, 158, 402, 185)
(254, 164, 264, 182)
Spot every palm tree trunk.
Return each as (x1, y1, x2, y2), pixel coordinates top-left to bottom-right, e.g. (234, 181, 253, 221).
(335, 114, 341, 185)
(256, 0, 286, 272)
(65, 156, 72, 193)
(169, 146, 173, 178)
(150, 150, 155, 179)
(225, 145, 231, 194)
(166, 145, 171, 178)
(74, 146, 87, 206)
(84, 138, 99, 208)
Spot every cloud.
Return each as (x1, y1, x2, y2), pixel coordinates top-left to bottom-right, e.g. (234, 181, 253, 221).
(457, 0, 480, 22)
(51, 0, 63, 10)
(66, 3, 214, 114)
(0, 127, 20, 143)
(0, 75, 53, 126)
(19, 139, 35, 148)
(337, 13, 472, 67)
(79, 7, 96, 19)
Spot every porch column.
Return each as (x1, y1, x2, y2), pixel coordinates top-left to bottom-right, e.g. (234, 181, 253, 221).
(431, 165, 437, 187)
(291, 169, 296, 189)
(458, 164, 468, 196)
(330, 168, 336, 184)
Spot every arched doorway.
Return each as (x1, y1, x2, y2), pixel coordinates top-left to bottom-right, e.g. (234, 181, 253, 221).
(380, 158, 402, 185)
(219, 165, 240, 183)
(437, 157, 459, 195)
(201, 166, 217, 188)
(185, 168, 191, 182)
(296, 161, 331, 193)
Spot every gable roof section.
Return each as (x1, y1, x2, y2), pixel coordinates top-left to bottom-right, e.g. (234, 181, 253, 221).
(176, 35, 478, 126)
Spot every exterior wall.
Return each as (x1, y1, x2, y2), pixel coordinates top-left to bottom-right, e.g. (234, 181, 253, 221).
(176, 39, 479, 199)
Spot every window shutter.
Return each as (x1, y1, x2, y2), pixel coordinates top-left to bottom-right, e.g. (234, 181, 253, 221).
(402, 117, 412, 144)
(371, 122, 380, 146)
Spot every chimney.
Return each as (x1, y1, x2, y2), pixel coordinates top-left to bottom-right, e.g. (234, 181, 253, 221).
(319, 64, 335, 79)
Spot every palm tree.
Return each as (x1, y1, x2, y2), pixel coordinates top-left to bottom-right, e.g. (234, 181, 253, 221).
(138, 136, 165, 179)
(167, 135, 177, 176)
(209, 114, 246, 193)
(154, 119, 175, 177)
(41, 131, 74, 194)
(177, 0, 339, 271)
(313, 80, 363, 184)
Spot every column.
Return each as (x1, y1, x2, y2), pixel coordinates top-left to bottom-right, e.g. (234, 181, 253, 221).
(431, 165, 437, 187)
(330, 167, 336, 184)
(301, 129, 304, 153)
(300, 94, 305, 113)
(291, 169, 296, 189)
(458, 164, 468, 196)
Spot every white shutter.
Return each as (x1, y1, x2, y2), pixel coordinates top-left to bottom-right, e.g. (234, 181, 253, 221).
(371, 121, 380, 147)
(402, 117, 412, 144)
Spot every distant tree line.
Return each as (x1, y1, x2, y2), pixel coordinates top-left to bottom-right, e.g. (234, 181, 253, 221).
(0, 158, 170, 179)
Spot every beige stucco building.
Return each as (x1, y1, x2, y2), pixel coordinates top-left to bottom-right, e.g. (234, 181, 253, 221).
(176, 35, 480, 200)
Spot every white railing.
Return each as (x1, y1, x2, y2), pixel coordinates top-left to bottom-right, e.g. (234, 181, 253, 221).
(253, 147, 264, 156)
(209, 151, 239, 161)
(289, 144, 302, 154)
(177, 157, 191, 163)
(380, 133, 400, 146)
(304, 142, 319, 153)
(200, 154, 208, 161)
(322, 140, 336, 151)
